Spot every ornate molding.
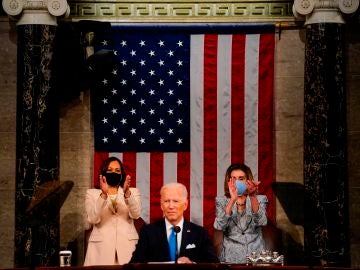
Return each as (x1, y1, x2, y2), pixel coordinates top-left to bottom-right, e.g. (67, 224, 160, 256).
(66, 0, 295, 22)
(2, 0, 70, 25)
(293, 0, 359, 24)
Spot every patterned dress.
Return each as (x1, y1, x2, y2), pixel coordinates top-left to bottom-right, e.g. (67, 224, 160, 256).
(213, 195, 268, 263)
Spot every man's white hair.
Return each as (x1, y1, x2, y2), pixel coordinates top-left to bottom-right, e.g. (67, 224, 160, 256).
(160, 182, 188, 199)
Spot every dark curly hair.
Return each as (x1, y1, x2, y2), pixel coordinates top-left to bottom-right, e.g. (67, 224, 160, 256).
(223, 163, 254, 198)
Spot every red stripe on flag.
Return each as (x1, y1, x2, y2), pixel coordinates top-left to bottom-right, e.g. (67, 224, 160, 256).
(122, 152, 137, 188)
(93, 151, 110, 188)
(258, 33, 275, 224)
(231, 34, 246, 163)
(150, 152, 164, 222)
(203, 34, 218, 235)
(177, 152, 191, 221)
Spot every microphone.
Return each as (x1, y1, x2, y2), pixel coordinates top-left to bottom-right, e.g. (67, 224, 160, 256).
(174, 226, 181, 233)
(174, 226, 181, 264)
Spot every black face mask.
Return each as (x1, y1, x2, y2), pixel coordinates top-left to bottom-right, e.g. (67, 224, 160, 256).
(104, 172, 123, 187)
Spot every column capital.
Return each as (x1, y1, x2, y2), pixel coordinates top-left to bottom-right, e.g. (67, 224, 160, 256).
(2, 0, 69, 25)
(292, 0, 359, 24)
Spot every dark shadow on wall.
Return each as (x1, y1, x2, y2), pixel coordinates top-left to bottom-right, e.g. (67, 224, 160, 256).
(272, 182, 305, 265)
(272, 182, 304, 225)
(53, 21, 111, 105)
(60, 212, 87, 266)
(23, 181, 74, 266)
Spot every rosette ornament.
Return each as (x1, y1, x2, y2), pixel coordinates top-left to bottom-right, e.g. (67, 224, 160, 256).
(2, 0, 69, 25)
(292, 0, 359, 24)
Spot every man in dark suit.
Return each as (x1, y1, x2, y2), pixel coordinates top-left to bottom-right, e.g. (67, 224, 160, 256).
(130, 182, 219, 264)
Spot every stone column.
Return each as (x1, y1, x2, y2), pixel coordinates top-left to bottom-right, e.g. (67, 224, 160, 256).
(2, 0, 69, 267)
(293, 0, 359, 266)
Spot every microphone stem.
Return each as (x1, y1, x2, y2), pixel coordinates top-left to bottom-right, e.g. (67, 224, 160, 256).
(173, 226, 181, 264)
(175, 231, 178, 264)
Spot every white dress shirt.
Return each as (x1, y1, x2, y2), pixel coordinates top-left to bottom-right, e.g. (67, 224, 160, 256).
(165, 217, 184, 253)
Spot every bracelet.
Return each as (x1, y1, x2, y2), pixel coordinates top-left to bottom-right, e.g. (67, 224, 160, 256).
(100, 192, 107, 200)
(236, 201, 245, 206)
(124, 191, 131, 199)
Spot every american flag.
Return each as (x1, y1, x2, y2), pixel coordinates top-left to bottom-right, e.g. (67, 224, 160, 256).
(91, 25, 275, 234)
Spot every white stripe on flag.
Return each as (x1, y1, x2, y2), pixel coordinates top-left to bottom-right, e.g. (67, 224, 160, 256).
(110, 152, 122, 161)
(244, 34, 260, 179)
(136, 153, 150, 223)
(217, 35, 232, 197)
(190, 34, 204, 225)
(164, 153, 177, 185)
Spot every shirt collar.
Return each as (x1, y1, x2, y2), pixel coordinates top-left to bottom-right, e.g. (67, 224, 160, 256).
(165, 217, 184, 232)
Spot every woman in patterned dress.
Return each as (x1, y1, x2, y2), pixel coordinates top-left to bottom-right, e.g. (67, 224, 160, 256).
(213, 163, 268, 263)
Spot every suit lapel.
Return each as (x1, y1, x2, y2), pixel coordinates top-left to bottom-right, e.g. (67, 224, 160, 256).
(180, 220, 192, 255)
(158, 219, 168, 243)
(158, 220, 171, 260)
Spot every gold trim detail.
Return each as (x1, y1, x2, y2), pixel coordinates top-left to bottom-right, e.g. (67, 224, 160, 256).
(67, 1, 295, 22)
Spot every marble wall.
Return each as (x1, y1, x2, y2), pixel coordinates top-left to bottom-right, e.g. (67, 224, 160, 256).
(347, 23, 360, 266)
(274, 28, 306, 263)
(0, 19, 359, 268)
(0, 17, 17, 269)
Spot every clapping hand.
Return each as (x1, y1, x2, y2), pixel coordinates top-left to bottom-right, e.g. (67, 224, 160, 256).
(228, 178, 238, 200)
(99, 174, 108, 198)
(123, 175, 132, 198)
(246, 180, 260, 196)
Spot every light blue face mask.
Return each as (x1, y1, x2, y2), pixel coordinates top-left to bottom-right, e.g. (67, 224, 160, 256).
(235, 180, 247, 196)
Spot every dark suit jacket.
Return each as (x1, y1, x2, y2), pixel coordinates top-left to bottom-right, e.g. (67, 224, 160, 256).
(130, 219, 219, 263)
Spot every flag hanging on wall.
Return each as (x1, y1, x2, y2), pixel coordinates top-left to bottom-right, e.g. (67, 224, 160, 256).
(90, 24, 275, 234)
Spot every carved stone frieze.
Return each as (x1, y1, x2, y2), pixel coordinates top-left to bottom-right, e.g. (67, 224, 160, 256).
(65, 0, 295, 22)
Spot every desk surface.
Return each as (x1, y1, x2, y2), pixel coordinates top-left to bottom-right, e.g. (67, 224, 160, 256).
(3, 264, 358, 270)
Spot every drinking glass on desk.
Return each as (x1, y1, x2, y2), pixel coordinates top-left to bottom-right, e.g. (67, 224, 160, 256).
(59, 250, 72, 267)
